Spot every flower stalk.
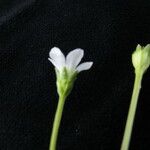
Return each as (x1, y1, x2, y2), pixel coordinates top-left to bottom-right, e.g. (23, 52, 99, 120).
(49, 94, 66, 150)
(121, 71, 142, 150)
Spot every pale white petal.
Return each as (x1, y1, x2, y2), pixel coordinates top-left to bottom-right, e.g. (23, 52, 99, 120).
(76, 62, 93, 72)
(49, 47, 65, 70)
(66, 48, 84, 70)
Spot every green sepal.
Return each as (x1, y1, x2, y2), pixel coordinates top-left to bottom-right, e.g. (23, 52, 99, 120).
(55, 68, 77, 98)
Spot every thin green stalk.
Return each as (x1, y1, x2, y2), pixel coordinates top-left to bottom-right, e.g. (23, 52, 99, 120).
(121, 71, 142, 150)
(49, 95, 66, 150)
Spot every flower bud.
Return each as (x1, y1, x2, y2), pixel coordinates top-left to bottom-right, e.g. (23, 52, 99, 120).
(132, 44, 150, 74)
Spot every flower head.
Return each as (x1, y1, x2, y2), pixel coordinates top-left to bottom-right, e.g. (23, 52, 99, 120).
(48, 47, 93, 73)
(132, 44, 150, 74)
(48, 47, 93, 97)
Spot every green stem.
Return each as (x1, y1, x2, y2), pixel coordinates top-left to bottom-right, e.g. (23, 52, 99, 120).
(49, 95, 66, 150)
(121, 71, 143, 150)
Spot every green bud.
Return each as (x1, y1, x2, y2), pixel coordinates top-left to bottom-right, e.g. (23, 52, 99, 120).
(132, 44, 150, 74)
(55, 68, 77, 98)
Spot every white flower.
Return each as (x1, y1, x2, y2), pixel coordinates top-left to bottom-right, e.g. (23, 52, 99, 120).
(48, 47, 93, 73)
(48, 47, 93, 96)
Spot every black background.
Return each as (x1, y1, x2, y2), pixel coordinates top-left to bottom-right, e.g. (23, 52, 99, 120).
(0, 0, 150, 150)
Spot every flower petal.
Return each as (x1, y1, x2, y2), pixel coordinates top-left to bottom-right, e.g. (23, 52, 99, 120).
(66, 48, 84, 70)
(48, 58, 58, 69)
(49, 47, 65, 70)
(76, 62, 93, 72)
